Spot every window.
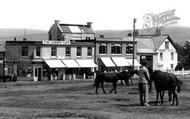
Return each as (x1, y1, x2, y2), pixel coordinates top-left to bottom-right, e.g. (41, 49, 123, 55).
(126, 44, 133, 54)
(66, 47, 71, 57)
(77, 47, 82, 56)
(51, 47, 57, 57)
(160, 52, 163, 61)
(165, 41, 169, 49)
(111, 44, 122, 54)
(86, 37, 90, 40)
(87, 47, 92, 56)
(99, 44, 107, 54)
(171, 52, 174, 60)
(171, 64, 174, 70)
(22, 46, 28, 56)
(36, 46, 41, 57)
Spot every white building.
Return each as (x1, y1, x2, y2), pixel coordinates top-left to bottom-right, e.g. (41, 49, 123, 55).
(136, 35, 178, 71)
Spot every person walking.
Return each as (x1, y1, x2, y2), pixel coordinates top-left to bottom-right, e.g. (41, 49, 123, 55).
(138, 59, 150, 106)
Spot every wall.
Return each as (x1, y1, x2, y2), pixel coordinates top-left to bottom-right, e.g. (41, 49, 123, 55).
(156, 38, 178, 71)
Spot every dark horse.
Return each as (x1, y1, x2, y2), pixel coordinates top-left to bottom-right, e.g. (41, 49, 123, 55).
(94, 70, 138, 94)
(119, 70, 139, 85)
(150, 70, 182, 106)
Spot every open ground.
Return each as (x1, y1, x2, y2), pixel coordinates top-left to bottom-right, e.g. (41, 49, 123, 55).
(0, 76, 189, 119)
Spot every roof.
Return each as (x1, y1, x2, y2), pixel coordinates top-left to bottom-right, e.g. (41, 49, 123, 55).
(96, 37, 135, 43)
(136, 35, 176, 53)
(59, 24, 94, 34)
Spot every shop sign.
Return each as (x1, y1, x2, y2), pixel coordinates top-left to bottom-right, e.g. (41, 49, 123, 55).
(43, 40, 70, 45)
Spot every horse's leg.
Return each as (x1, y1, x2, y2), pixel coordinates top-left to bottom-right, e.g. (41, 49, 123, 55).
(130, 77, 133, 85)
(109, 82, 115, 93)
(120, 79, 124, 85)
(101, 82, 106, 94)
(95, 82, 99, 94)
(155, 91, 159, 106)
(160, 90, 165, 105)
(149, 81, 152, 93)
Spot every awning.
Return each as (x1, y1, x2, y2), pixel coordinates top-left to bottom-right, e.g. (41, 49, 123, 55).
(100, 57, 116, 67)
(76, 59, 97, 68)
(44, 59, 66, 68)
(111, 57, 130, 67)
(61, 59, 80, 68)
(126, 59, 141, 66)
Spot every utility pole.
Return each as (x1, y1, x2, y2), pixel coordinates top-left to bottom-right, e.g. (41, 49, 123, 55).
(132, 18, 137, 69)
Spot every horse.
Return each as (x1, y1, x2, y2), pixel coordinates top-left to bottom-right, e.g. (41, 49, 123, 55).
(94, 71, 122, 94)
(150, 70, 182, 106)
(119, 69, 139, 85)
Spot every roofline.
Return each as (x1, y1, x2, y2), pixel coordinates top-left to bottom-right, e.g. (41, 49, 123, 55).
(59, 24, 89, 27)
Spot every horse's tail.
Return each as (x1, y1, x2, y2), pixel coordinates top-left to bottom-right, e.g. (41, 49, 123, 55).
(176, 77, 182, 93)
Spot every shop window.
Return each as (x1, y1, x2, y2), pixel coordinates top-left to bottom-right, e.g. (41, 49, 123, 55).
(111, 44, 122, 54)
(99, 43, 107, 54)
(36, 46, 41, 57)
(165, 41, 169, 49)
(51, 47, 57, 57)
(126, 44, 133, 54)
(87, 47, 92, 56)
(22, 46, 28, 56)
(77, 47, 82, 56)
(66, 47, 71, 57)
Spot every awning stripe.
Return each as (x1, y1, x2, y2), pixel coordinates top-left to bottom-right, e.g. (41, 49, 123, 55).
(61, 59, 80, 68)
(111, 57, 130, 66)
(100, 57, 116, 67)
(44, 60, 66, 68)
(76, 59, 97, 68)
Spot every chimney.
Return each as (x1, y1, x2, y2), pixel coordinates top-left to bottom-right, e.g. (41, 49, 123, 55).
(87, 22, 93, 28)
(54, 20, 60, 24)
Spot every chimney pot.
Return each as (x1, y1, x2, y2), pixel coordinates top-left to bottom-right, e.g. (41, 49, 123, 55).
(55, 20, 60, 24)
(87, 22, 93, 28)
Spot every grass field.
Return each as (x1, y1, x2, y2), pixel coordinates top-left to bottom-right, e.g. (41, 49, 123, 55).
(0, 76, 189, 119)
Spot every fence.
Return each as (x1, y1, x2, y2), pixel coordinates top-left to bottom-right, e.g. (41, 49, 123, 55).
(168, 68, 190, 76)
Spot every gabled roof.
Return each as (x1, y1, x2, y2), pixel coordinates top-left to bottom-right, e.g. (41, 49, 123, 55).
(136, 35, 176, 53)
(59, 24, 94, 34)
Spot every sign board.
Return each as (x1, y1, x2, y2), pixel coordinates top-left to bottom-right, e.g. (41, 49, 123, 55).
(42, 40, 70, 45)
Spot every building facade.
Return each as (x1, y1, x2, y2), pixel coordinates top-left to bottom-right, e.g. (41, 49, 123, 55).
(95, 37, 140, 72)
(136, 35, 178, 71)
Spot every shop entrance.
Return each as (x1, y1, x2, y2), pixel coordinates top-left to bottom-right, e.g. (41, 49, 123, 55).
(34, 67, 42, 81)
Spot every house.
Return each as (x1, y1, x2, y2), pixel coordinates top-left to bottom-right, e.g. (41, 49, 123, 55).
(48, 20, 95, 41)
(136, 34, 178, 71)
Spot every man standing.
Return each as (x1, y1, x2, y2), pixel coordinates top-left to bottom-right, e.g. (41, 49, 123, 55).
(138, 59, 150, 106)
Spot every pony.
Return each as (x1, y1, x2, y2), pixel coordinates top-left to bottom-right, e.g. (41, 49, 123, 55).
(150, 70, 182, 106)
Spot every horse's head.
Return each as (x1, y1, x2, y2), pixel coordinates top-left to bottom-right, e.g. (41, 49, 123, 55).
(130, 69, 139, 76)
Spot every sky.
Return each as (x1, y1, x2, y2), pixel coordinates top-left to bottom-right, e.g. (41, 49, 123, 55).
(0, 0, 188, 31)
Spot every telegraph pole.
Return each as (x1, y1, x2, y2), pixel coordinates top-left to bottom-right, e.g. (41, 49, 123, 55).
(132, 18, 137, 69)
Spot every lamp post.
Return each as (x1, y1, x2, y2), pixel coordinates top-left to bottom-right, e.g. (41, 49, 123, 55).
(132, 18, 137, 69)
